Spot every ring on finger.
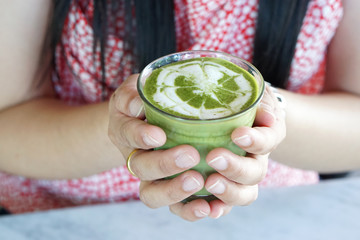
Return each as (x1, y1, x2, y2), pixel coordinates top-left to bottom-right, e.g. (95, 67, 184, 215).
(274, 92, 287, 109)
(126, 149, 140, 178)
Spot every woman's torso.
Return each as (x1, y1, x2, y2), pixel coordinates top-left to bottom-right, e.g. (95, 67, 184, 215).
(0, 0, 343, 213)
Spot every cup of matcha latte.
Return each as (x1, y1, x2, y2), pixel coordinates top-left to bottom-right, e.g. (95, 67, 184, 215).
(137, 50, 265, 197)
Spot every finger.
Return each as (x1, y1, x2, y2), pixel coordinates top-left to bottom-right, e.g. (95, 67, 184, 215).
(206, 148, 268, 185)
(169, 199, 210, 222)
(139, 170, 204, 209)
(231, 124, 285, 155)
(231, 85, 286, 155)
(108, 112, 166, 149)
(254, 85, 277, 127)
(208, 199, 233, 219)
(205, 173, 259, 206)
(255, 84, 287, 127)
(110, 74, 145, 118)
(128, 145, 200, 181)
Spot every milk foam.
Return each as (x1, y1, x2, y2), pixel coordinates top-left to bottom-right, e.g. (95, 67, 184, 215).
(147, 58, 256, 119)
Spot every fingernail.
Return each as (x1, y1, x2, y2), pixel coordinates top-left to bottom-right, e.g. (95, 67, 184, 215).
(208, 156, 228, 171)
(129, 97, 144, 117)
(194, 210, 208, 218)
(143, 133, 160, 147)
(207, 180, 225, 195)
(214, 208, 224, 219)
(182, 176, 201, 192)
(175, 154, 196, 169)
(234, 135, 252, 147)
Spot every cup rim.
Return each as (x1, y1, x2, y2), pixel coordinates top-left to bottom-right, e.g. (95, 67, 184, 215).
(137, 50, 265, 123)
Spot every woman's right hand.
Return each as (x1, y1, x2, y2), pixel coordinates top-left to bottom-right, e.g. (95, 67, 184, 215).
(108, 74, 214, 221)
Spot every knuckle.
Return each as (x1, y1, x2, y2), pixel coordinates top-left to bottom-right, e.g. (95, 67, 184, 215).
(130, 159, 144, 180)
(248, 159, 268, 185)
(166, 185, 183, 203)
(184, 216, 197, 222)
(249, 185, 259, 203)
(243, 191, 258, 206)
(229, 162, 248, 183)
(118, 118, 130, 137)
(225, 191, 239, 206)
(107, 127, 116, 145)
(168, 206, 177, 216)
(158, 157, 173, 176)
(107, 117, 119, 144)
(139, 190, 157, 209)
(169, 204, 192, 221)
(120, 84, 136, 103)
(257, 130, 277, 154)
(259, 161, 268, 181)
(109, 92, 118, 108)
(238, 185, 259, 206)
(118, 119, 134, 147)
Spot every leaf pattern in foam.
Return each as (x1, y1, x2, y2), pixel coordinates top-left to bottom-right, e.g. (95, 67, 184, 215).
(144, 57, 257, 119)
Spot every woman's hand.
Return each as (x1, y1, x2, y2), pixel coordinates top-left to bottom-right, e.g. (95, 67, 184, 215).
(109, 74, 209, 221)
(192, 85, 286, 218)
(109, 75, 286, 221)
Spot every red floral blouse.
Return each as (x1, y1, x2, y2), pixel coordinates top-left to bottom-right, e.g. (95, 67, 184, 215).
(0, 0, 343, 213)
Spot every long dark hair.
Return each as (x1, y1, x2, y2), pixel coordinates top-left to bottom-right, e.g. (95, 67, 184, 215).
(47, 0, 309, 90)
(253, 0, 310, 88)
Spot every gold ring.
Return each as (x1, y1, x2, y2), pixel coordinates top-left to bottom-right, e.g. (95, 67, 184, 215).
(126, 149, 139, 177)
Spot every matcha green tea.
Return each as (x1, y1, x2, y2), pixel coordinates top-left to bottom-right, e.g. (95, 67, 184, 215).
(138, 51, 264, 197)
(143, 57, 258, 120)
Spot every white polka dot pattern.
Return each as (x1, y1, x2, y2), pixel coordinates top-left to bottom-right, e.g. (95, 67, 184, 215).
(288, 0, 343, 91)
(0, 0, 342, 213)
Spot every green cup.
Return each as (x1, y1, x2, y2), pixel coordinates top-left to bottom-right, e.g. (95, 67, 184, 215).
(137, 50, 265, 198)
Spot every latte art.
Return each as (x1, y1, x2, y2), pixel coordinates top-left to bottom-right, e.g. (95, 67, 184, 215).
(144, 57, 258, 119)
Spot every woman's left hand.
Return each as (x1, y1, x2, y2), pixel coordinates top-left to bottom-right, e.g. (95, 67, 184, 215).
(169, 85, 287, 219)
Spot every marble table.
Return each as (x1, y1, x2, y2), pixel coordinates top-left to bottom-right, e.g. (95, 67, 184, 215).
(1, 177, 359, 240)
